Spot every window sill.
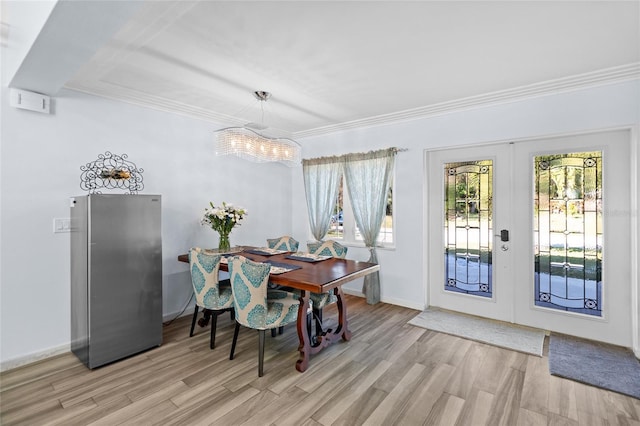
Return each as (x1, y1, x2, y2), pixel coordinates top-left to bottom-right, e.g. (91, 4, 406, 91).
(335, 240, 396, 251)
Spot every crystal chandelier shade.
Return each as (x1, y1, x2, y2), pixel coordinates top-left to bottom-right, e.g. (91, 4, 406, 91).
(215, 127, 301, 167)
(214, 91, 301, 167)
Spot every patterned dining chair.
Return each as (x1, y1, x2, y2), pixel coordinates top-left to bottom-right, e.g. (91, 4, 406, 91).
(189, 248, 234, 349)
(228, 255, 301, 377)
(307, 240, 348, 258)
(306, 240, 348, 336)
(266, 235, 299, 252)
(266, 235, 306, 336)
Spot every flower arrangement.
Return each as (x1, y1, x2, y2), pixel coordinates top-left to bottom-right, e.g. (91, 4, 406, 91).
(201, 201, 248, 251)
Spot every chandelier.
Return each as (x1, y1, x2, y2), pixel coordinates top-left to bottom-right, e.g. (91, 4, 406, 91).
(214, 91, 302, 167)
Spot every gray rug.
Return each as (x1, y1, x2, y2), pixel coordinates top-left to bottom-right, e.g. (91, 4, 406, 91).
(549, 333, 640, 399)
(408, 308, 545, 356)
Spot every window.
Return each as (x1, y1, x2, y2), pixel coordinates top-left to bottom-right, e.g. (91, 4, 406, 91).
(327, 175, 395, 247)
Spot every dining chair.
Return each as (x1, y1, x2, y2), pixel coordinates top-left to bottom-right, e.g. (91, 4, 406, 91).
(266, 235, 316, 336)
(228, 255, 301, 376)
(307, 240, 348, 258)
(306, 240, 348, 336)
(266, 235, 299, 252)
(188, 248, 234, 349)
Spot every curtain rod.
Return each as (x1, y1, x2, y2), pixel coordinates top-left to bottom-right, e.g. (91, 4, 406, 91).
(302, 147, 407, 165)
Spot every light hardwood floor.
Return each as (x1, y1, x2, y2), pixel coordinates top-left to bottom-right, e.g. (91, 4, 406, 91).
(1, 295, 639, 425)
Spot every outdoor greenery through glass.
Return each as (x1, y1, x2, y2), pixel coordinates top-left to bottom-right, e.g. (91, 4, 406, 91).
(327, 176, 394, 245)
(443, 160, 493, 297)
(534, 151, 602, 316)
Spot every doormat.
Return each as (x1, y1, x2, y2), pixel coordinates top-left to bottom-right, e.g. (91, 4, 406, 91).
(408, 308, 544, 356)
(549, 333, 640, 399)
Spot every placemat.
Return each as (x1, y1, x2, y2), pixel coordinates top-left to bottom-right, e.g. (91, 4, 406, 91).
(265, 260, 302, 274)
(285, 253, 331, 263)
(245, 248, 288, 256)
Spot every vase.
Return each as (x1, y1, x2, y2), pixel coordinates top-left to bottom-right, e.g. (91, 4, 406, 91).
(218, 232, 231, 252)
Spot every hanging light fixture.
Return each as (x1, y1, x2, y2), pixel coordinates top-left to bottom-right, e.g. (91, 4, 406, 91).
(214, 91, 302, 167)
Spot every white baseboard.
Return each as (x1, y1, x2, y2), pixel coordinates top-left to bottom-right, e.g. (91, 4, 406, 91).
(342, 288, 365, 298)
(380, 296, 424, 311)
(342, 288, 424, 311)
(163, 305, 196, 322)
(1, 343, 70, 373)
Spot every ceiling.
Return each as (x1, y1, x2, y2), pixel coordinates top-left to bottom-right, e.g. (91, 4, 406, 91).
(12, 1, 640, 138)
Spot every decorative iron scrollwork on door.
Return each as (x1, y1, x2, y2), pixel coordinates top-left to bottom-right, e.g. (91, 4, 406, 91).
(80, 151, 144, 194)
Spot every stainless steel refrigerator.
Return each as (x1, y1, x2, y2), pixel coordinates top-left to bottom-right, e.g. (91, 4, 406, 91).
(70, 194, 163, 368)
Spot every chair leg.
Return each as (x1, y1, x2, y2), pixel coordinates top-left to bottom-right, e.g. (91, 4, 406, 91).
(230, 308, 235, 321)
(210, 312, 218, 349)
(230, 322, 240, 360)
(306, 312, 312, 340)
(314, 308, 323, 337)
(190, 305, 199, 337)
(271, 329, 276, 337)
(258, 329, 266, 377)
(278, 326, 284, 335)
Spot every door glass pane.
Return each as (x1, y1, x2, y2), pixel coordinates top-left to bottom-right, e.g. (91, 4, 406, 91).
(444, 160, 493, 298)
(534, 152, 602, 316)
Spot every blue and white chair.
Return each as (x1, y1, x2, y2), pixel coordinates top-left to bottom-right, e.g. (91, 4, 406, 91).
(307, 240, 348, 258)
(228, 255, 300, 377)
(189, 247, 234, 349)
(266, 235, 299, 252)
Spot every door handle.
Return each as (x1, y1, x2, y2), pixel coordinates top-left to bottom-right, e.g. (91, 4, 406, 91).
(497, 229, 509, 242)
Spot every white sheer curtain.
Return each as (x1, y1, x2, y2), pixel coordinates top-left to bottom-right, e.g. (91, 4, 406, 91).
(343, 148, 396, 304)
(302, 156, 343, 241)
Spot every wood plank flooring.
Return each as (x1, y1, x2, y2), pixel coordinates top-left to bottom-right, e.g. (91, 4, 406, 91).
(2, 295, 639, 425)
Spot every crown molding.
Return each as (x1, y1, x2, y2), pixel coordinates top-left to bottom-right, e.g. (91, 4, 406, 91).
(294, 63, 640, 139)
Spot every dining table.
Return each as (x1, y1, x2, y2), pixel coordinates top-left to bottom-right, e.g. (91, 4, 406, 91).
(177, 246, 380, 372)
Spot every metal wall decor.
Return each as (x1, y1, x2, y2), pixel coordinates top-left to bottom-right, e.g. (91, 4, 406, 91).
(80, 151, 144, 194)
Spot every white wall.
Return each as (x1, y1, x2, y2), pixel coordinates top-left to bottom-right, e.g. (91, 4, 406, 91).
(294, 79, 640, 353)
(0, 87, 294, 369)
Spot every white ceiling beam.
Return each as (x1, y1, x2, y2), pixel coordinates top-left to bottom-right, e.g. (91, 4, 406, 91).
(9, 0, 143, 96)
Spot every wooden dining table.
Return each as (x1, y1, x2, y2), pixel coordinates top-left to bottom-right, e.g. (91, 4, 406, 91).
(178, 246, 380, 372)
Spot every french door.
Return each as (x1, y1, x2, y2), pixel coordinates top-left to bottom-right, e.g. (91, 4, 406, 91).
(426, 129, 632, 346)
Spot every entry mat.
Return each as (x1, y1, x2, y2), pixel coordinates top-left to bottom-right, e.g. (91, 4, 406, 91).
(549, 333, 640, 399)
(408, 308, 545, 356)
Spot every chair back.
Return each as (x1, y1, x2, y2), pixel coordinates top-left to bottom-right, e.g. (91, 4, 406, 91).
(189, 248, 233, 310)
(266, 236, 299, 252)
(228, 256, 299, 329)
(228, 256, 271, 329)
(307, 240, 348, 258)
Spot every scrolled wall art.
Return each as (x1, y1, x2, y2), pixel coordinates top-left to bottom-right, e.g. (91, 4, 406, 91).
(80, 151, 144, 194)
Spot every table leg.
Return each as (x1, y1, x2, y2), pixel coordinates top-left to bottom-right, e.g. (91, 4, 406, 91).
(197, 309, 212, 327)
(295, 291, 311, 372)
(335, 287, 352, 341)
(295, 286, 352, 373)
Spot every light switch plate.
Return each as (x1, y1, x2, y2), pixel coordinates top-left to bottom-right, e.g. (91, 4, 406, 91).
(53, 218, 71, 233)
